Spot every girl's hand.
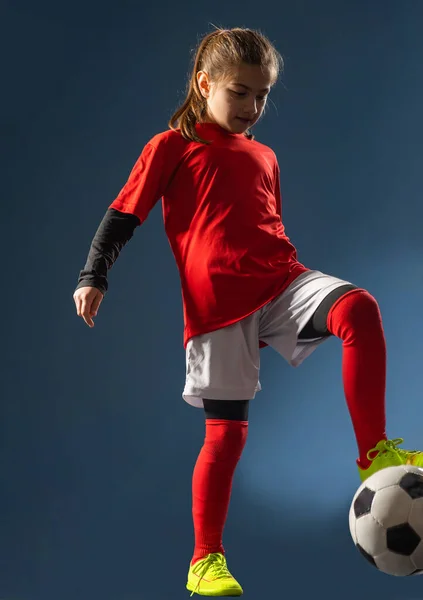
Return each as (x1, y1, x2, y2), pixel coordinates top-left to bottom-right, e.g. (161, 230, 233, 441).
(73, 286, 104, 328)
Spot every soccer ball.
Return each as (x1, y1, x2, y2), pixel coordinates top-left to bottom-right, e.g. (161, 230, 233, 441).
(349, 465, 423, 576)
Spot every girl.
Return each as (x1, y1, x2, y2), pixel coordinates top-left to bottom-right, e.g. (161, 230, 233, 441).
(73, 27, 423, 597)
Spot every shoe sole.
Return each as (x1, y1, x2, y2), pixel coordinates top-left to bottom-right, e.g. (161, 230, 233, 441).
(186, 583, 243, 596)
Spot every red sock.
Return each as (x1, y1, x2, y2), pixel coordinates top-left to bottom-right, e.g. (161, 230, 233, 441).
(191, 419, 248, 565)
(327, 289, 387, 469)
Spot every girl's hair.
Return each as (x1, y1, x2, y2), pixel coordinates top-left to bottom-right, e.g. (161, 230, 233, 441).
(168, 27, 283, 145)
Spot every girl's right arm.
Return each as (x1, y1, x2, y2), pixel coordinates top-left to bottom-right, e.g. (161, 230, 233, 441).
(73, 208, 140, 327)
(74, 137, 172, 327)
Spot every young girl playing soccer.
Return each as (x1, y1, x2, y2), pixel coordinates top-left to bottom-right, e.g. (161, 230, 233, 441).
(73, 27, 423, 597)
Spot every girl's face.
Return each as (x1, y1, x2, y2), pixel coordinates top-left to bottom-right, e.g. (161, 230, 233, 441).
(197, 63, 273, 134)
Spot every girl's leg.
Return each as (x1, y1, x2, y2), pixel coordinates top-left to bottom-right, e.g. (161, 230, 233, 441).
(301, 286, 387, 468)
(191, 399, 249, 565)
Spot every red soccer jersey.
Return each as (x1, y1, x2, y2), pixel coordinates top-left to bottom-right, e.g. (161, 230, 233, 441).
(110, 122, 308, 347)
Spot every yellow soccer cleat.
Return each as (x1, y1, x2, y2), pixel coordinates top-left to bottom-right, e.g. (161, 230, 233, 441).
(186, 552, 243, 597)
(358, 438, 423, 482)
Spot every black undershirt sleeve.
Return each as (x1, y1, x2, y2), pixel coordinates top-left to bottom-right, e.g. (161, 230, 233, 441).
(75, 208, 140, 295)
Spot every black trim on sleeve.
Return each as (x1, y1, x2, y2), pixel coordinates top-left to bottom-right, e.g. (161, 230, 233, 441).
(75, 208, 140, 295)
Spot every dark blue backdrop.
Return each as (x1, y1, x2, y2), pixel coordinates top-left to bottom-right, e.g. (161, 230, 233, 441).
(2, 1, 423, 599)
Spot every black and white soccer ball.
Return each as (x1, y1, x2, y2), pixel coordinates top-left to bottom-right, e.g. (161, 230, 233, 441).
(349, 465, 423, 576)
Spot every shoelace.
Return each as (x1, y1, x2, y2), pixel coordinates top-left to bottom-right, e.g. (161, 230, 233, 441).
(191, 553, 232, 597)
(366, 437, 419, 462)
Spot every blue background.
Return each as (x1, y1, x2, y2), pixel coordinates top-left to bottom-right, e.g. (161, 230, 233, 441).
(2, 0, 423, 598)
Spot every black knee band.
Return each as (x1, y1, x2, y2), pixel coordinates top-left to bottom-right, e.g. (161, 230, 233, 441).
(299, 283, 358, 339)
(203, 399, 250, 421)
